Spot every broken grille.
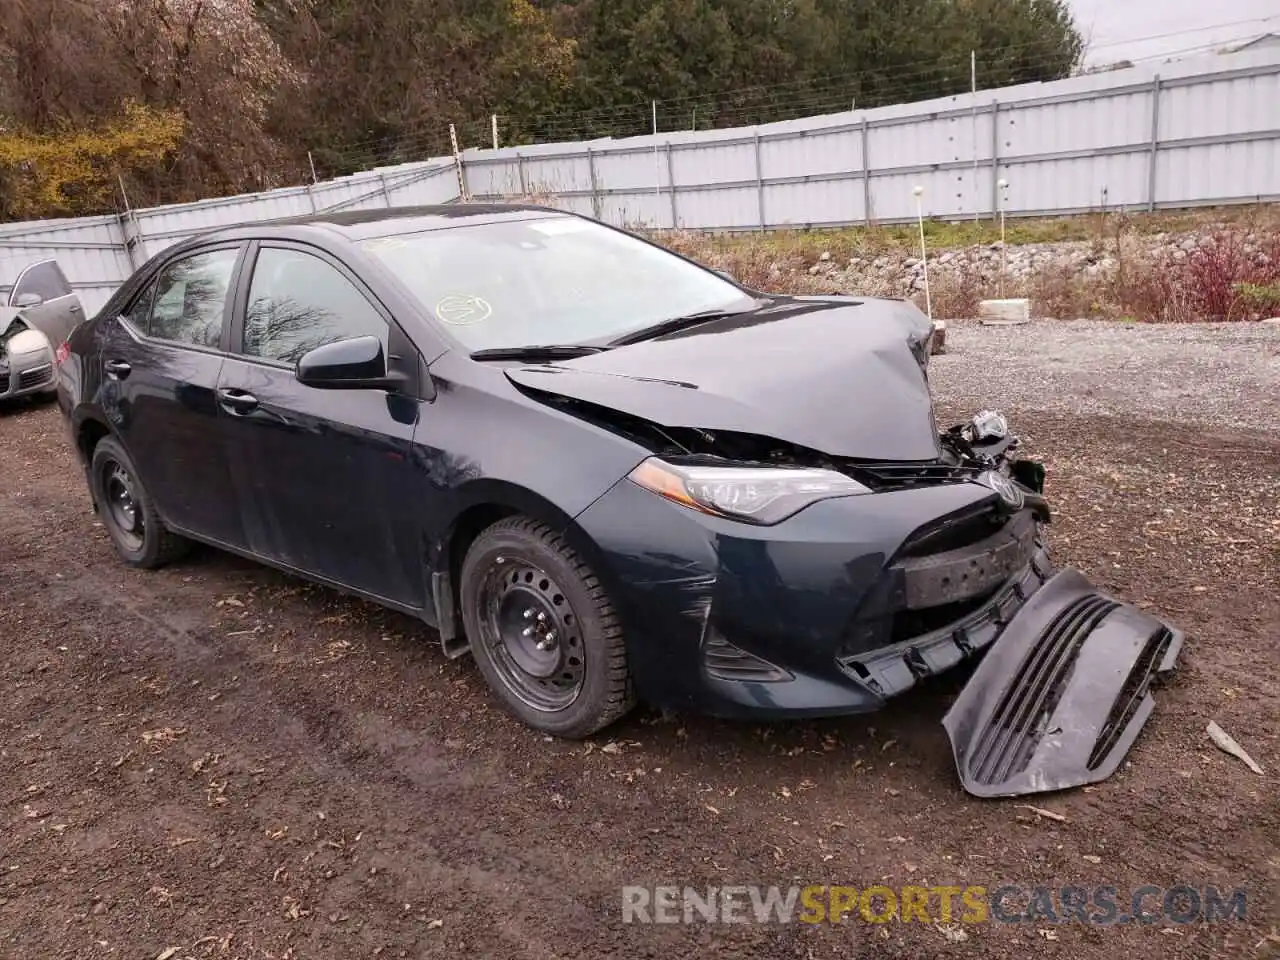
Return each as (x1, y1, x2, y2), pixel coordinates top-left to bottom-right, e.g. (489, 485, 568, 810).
(854, 461, 981, 490)
(966, 594, 1118, 786)
(1086, 626, 1178, 771)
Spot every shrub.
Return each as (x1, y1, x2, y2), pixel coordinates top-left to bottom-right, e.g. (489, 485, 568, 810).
(0, 102, 183, 218)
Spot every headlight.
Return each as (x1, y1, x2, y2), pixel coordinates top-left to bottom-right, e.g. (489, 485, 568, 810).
(627, 457, 871, 525)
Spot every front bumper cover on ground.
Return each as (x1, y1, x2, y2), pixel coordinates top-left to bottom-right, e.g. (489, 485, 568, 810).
(942, 567, 1184, 798)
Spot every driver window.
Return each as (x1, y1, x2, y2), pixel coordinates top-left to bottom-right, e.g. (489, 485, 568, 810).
(242, 247, 387, 365)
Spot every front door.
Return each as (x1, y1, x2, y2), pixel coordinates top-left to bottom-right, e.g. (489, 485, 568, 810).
(216, 242, 425, 606)
(99, 244, 246, 546)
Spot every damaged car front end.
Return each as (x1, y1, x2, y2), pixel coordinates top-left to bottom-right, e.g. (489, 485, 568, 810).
(0, 311, 59, 401)
(561, 399, 1183, 797)
(487, 289, 1184, 798)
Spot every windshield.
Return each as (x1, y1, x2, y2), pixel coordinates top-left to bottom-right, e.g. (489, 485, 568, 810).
(359, 214, 754, 351)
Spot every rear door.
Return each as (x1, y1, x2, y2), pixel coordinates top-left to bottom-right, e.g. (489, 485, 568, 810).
(7, 259, 84, 347)
(98, 244, 246, 546)
(217, 241, 425, 605)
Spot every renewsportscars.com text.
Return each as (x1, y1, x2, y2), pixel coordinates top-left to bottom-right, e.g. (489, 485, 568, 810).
(621, 884, 1248, 926)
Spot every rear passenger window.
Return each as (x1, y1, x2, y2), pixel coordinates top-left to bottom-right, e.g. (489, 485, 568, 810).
(147, 248, 239, 347)
(242, 247, 387, 365)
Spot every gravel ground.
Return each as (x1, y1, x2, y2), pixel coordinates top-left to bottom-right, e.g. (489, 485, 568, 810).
(929, 319, 1280, 430)
(1, 320, 1278, 959)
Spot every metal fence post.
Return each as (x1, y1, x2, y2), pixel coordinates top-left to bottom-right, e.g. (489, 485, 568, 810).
(1147, 75, 1162, 213)
(587, 147, 602, 220)
(665, 143, 678, 228)
(116, 175, 147, 270)
(861, 117, 872, 226)
(753, 130, 765, 230)
(517, 152, 528, 196)
(449, 123, 469, 201)
(990, 99, 1000, 219)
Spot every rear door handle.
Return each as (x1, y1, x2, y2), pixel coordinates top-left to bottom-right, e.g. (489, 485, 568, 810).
(104, 359, 131, 380)
(216, 387, 259, 414)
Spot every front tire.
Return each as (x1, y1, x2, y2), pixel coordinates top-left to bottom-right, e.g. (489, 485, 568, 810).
(90, 436, 190, 569)
(459, 516, 634, 738)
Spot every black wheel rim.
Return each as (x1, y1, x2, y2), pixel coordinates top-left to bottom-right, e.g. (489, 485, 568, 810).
(478, 557, 585, 712)
(102, 459, 144, 552)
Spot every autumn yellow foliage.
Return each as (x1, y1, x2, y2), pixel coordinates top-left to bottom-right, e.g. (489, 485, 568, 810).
(0, 102, 183, 219)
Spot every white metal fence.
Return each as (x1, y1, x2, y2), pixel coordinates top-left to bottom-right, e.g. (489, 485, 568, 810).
(2, 47, 1278, 315)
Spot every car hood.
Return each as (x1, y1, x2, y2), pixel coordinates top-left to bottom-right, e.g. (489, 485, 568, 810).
(503, 296, 942, 461)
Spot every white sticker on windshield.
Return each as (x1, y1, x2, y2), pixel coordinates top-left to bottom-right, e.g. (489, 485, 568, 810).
(527, 217, 591, 235)
(436, 294, 493, 325)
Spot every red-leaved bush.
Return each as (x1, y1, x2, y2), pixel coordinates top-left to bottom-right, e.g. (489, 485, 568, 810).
(1183, 231, 1280, 321)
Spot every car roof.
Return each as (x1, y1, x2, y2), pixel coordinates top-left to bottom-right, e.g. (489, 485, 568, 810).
(168, 202, 578, 250)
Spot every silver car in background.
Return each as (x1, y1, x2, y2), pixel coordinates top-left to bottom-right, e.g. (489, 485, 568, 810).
(1, 259, 84, 401)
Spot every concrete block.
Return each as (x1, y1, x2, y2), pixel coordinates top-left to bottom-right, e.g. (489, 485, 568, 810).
(978, 298, 1031, 324)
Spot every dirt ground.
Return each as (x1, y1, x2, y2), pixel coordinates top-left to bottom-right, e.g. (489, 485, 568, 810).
(2, 341, 1278, 958)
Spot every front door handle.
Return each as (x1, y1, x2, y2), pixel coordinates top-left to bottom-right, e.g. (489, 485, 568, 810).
(104, 359, 131, 380)
(216, 387, 259, 414)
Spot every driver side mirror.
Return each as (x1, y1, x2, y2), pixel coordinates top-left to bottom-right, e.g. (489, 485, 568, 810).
(296, 336, 404, 391)
(14, 292, 43, 309)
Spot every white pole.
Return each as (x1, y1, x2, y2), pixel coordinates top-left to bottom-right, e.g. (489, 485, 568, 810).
(913, 185, 931, 321)
(491, 114, 499, 150)
(652, 100, 658, 135)
(971, 50, 978, 223)
(997, 178, 1009, 298)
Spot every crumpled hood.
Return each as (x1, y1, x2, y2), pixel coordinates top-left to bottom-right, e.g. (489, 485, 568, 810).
(1, 306, 62, 350)
(504, 296, 942, 461)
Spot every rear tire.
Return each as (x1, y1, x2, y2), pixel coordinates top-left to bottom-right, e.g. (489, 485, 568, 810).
(90, 436, 190, 569)
(459, 516, 634, 738)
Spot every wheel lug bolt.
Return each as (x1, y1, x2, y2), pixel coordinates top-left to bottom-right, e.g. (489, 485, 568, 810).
(523, 608, 535, 619)
(537, 611, 546, 622)
(522, 626, 535, 637)
(535, 639, 549, 651)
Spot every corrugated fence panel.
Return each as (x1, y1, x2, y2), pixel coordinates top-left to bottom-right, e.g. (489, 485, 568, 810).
(1160, 67, 1280, 140)
(674, 186, 759, 230)
(1158, 139, 1280, 205)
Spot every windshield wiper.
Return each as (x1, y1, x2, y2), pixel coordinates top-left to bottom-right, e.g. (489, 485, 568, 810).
(608, 305, 759, 346)
(469, 344, 610, 362)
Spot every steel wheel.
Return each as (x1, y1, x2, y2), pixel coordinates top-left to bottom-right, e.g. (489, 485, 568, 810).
(89, 435, 190, 569)
(102, 459, 146, 552)
(459, 515, 634, 738)
(479, 559, 585, 711)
